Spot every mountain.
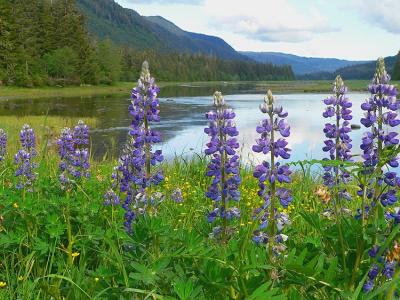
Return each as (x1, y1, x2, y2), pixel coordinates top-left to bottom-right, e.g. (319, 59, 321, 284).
(299, 55, 397, 80)
(332, 55, 397, 80)
(75, 0, 247, 60)
(241, 52, 368, 75)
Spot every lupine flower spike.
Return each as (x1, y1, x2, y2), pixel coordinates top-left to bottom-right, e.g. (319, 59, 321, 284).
(204, 91, 240, 241)
(359, 58, 400, 215)
(57, 122, 90, 189)
(14, 124, 37, 191)
(360, 58, 400, 293)
(106, 61, 164, 233)
(322, 76, 353, 210)
(252, 90, 292, 254)
(0, 129, 6, 162)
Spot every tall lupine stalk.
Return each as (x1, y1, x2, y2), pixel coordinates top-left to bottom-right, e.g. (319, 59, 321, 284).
(360, 58, 400, 218)
(322, 75, 353, 189)
(204, 91, 240, 241)
(56, 121, 90, 266)
(252, 90, 292, 255)
(14, 124, 37, 192)
(0, 129, 6, 162)
(359, 58, 400, 293)
(106, 61, 164, 234)
(321, 75, 352, 276)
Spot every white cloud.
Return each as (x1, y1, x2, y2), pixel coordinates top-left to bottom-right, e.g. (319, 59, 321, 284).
(353, 0, 400, 34)
(204, 0, 339, 43)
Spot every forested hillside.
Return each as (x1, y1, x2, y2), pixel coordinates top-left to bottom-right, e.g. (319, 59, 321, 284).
(76, 0, 246, 60)
(0, 0, 294, 87)
(393, 51, 400, 80)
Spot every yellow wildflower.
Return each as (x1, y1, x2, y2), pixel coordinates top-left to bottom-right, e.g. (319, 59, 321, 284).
(18, 276, 24, 281)
(13, 203, 18, 208)
(95, 277, 100, 282)
(71, 252, 80, 258)
(0, 281, 6, 288)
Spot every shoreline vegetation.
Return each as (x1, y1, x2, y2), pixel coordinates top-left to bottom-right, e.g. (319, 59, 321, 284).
(1, 80, 399, 100)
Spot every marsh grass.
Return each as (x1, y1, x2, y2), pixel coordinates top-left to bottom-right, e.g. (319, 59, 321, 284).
(2, 80, 398, 100)
(0, 116, 97, 155)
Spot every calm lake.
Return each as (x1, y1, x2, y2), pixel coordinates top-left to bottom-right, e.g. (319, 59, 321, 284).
(0, 84, 372, 164)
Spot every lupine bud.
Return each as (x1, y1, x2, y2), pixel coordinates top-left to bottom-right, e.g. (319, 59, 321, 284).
(213, 91, 225, 107)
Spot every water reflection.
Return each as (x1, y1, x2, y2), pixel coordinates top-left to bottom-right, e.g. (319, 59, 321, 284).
(0, 89, 374, 164)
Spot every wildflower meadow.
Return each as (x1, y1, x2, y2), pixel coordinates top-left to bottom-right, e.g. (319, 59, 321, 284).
(1, 58, 400, 299)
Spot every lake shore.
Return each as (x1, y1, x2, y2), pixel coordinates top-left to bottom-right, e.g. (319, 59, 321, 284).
(1, 80, 396, 100)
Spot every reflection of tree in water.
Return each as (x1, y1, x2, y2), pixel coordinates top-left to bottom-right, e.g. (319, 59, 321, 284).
(0, 84, 262, 159)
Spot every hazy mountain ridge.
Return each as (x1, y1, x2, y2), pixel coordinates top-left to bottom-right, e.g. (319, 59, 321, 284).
(240, 51, 369, 75)
(298, 55, 397, 80)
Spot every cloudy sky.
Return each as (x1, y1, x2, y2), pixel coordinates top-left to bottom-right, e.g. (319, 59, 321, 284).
(116, 0, 399, 60)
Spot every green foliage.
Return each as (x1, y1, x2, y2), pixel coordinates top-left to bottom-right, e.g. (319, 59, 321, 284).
(96, 39, 122, 84)
(393, 50, 400, 80)
(0, 146, 399, 299)
(44, 47, 79, 81)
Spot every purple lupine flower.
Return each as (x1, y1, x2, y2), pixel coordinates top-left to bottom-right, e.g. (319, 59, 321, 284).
(382, 262, 396, 279)
(171, 188, 183, 203)
(363, 242, 400, 293)
(73, 120, 90, 179)
(252, 90, 292, 252)
(103, 190, 120, 206)
(73, 120, 89, 146)
(57, 122, 90, 189)
(360, 58, 400, 210)
(20, 124, 36, 155)
(106, 61, 164, 234)
(14, 124, 37, 191)
(57, 127, 75, 187)
(204, 91, 240, 240)
(0, 129, 6, 162)
(322, 76, 353, 197)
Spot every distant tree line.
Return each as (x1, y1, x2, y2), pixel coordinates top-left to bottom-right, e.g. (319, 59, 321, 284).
(393, 51, 400, 80)
(0, 0, 294, 87)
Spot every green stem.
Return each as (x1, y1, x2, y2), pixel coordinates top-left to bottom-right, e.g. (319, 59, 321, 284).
(334, 101, 347, 275)
(369, 101, 383, 244)
(219, 106, 228, 243)
(65, 192, 73, 267)
(269, 110, 276, 258)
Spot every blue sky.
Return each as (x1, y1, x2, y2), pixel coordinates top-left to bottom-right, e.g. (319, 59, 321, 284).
(116, 0, 400, 60)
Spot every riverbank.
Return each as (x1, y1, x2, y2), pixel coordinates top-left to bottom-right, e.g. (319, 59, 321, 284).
(1, 80, 394, 100)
